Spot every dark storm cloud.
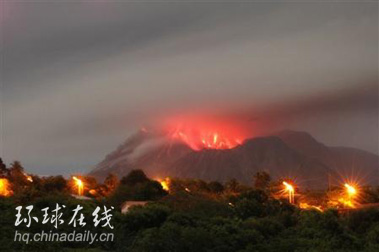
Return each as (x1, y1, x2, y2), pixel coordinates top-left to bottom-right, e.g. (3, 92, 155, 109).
(242, 83, 379, 153)
(251, 83, 379, 121)
(3, 3, 208, 89)
(5, 3, 375, 95)
(1, 2, 378, 175)
(3, 3, 277, 94)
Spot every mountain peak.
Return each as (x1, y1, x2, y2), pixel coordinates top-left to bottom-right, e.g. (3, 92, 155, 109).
(275, 130, 327, 154)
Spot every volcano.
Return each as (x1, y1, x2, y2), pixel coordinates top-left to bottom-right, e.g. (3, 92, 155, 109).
(89, 130, 379, 189)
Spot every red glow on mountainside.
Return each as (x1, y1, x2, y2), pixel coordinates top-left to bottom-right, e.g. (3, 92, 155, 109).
(166, 116, 250, 150)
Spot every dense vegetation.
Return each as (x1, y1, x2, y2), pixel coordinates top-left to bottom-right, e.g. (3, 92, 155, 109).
(1, 159, 379, 251)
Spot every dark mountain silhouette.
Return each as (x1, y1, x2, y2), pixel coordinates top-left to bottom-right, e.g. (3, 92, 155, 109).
(275, 130, 379, 186)
(92, 131, 193, 181)
(89, 130, 378, 189)
(166, 136, 334, 188)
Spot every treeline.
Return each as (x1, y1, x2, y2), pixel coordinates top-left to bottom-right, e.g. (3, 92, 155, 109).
(1, 159, 379, 251)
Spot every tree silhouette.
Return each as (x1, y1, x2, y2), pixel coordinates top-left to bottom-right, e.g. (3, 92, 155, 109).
(253, 171, 271, 190)
(8, 161, 28, 191)
(0, 158, 8, 177)
(208, 181, 224, 193)
(105, 173, 119, 191)
(120, 170, 149, 186)
(225, 178, 239, 193)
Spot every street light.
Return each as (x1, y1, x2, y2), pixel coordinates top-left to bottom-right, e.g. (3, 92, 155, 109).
(344, 183, 356, 196)
(283, 181, 295, 204)
(73, 176, 84, 196)
(344, 183, 357, 204)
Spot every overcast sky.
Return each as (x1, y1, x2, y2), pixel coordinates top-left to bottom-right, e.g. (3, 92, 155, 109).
(1, 1, 378, 176)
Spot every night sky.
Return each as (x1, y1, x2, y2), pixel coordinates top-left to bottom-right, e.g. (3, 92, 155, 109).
(1, 2, 378, 176)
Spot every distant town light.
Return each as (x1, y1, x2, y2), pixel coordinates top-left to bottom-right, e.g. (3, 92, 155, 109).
(73, 176, 84, 196)
(344, 183, 357, 196)
(342, 183, 358, 208)
(22, 172, 33, 182)
(283, 181, 295, 204)
(158, 177, 170, 191)
(0, 178, 12, 197)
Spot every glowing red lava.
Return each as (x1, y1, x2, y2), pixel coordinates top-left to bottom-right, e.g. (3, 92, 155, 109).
(166, 117, 249, 150)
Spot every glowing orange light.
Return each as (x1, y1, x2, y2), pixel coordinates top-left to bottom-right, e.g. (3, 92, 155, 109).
(22, 172, 33, 182)
(165, 116, 250, 150)
(299, 202, 323, 212)
(283, 181, 295, 204)
(171, 130, 242, 150)
(89, 189, 97, 195)
(213, 133, 218, 144)
(0, 178, 12, 197)
(344, 183, 356, 196)
(159, 177, 170, 191)
(73, 176, 84, 196)
(338, 197, 355, 208)
(342, 183, 358, 208)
